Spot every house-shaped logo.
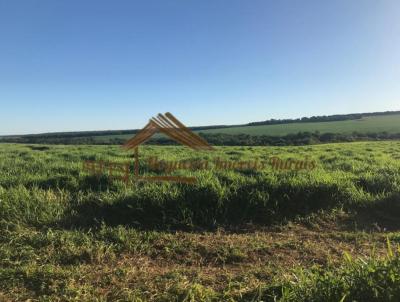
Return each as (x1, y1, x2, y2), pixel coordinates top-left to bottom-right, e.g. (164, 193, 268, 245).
(122, 112, 214, 183)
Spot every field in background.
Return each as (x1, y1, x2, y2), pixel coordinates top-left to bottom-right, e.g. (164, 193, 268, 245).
(200, 114, 400, 136)
(85, 113, 400, 143)
(2, 112, 400, 146)
(1, 142, 400, 301)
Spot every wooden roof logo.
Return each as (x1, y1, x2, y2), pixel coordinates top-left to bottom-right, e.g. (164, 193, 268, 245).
(122, 113, 214, 184)
(123, 112, 213, 151)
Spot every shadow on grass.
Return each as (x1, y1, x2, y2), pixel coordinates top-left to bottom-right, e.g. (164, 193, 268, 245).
(57, 186, 352, 232)
(56, 189, 400, 233)
(0, 268, 70, 298)
(27, 145, 51, 151)
(341, 193, 400, 232)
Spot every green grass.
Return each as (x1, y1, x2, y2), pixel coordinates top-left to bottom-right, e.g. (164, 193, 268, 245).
(3, 114, 400, 145)
(81, 114, 400, 144)
(0, 142, 400, 300)
(199, 114, 400, 136)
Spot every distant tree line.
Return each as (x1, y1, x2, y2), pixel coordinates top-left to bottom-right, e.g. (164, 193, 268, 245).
(198, 131, 400, 146)
(15, 129, 139, 139)
(2, 131, 400, 146)
(247, 110, 400, 126)
(1, 110, 400, 146)
(3, 110, 399, 142)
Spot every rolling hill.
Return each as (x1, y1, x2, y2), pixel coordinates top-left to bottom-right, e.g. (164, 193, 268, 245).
(198, 114, 400, 136)
(1, 111, 400, 145)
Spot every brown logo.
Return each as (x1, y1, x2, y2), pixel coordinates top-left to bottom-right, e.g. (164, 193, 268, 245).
(123, 112, 213, 151)
(83, 113, 317, 185)
(122, 112, 214, 184)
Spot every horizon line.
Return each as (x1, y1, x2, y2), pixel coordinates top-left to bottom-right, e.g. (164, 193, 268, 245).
(1, 108, 399, 137)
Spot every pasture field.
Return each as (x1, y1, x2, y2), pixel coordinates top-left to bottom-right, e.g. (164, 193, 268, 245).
(200, 114, 400, 136)
(88, 114, 400, 143)
(1, 142, 400, 301)
(93, 114, 400, 143)
(2, 114, 400, 146)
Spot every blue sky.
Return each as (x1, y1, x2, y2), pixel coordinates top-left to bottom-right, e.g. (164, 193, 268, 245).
(0, 0, 399, 135)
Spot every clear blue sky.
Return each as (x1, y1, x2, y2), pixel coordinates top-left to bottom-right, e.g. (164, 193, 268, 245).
(1, 0, 399, 135)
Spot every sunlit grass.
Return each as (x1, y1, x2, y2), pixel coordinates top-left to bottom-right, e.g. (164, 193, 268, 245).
(0, 142, 399, 300)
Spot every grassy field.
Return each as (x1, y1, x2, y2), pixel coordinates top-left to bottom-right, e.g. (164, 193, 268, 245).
(85, 114, 400, 144)
(1, 142, 400, 301)
(200, 114, 400, 136)
(2, 113, 400, 146)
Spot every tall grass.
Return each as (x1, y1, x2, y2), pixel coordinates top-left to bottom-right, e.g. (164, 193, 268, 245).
(252, 241, 400, 302)
(0, 142, 400, 300)
(0, 142, 399, 229)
